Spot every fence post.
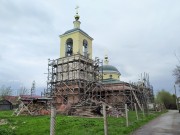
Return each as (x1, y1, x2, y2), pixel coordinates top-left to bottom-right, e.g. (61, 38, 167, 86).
(50, 104, 56, 135)
(103, 104, 108, 135)
(125, 104, 128, 127)
(142, 104, 145, 118)
(134, 103, 138, 120)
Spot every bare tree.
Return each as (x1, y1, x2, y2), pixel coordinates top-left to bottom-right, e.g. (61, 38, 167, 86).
(173, 65, 180, 87)
(173, 53, 180, 87)
(0, 85, 12, 98)
(19, 86, 29, 95)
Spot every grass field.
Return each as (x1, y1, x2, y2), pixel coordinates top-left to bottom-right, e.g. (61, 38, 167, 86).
(0, 110, 165, 135)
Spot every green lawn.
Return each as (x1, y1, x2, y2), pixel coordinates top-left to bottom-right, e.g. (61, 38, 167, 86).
(0, 110, 165, 135)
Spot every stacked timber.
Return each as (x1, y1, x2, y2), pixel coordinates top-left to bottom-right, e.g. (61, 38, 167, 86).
(70, 106, 102, 117)
(70, 99, 102, 117)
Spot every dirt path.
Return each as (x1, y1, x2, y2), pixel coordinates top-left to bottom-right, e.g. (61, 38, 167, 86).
(132, 110, 180, 135)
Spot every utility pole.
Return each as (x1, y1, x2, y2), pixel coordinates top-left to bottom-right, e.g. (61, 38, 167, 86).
(174, 85, 179, 110)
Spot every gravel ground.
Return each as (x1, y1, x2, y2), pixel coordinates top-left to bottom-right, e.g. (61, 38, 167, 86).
(132, 110, 180, 135)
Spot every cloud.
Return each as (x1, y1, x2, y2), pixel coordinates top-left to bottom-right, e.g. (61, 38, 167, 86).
(0, 0, 180, 96)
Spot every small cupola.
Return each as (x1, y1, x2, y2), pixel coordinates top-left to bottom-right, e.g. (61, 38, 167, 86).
(73, 6, 81, 28)
(100, 55, 121, 83)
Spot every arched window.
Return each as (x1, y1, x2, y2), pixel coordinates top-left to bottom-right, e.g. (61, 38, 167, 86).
(66, 38, 73, 56)
(83, 39, 88, 57)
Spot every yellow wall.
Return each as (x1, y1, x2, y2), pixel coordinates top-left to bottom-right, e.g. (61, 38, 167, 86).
(103, 72, 120, 80)
(60, 31, 93, 59)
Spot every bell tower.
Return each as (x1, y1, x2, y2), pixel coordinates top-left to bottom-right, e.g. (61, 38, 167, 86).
(59, 6, 93, 59)
(49, 7, 106, 109)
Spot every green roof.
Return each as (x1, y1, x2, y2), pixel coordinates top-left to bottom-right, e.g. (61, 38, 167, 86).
(99, 65, 121, 75)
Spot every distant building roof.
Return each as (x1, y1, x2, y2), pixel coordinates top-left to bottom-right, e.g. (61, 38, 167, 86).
(3, 95, 42, 103)
(20, 95, 41, 99)
(3, 96, 19, 105)
(0, 99, 12, 105)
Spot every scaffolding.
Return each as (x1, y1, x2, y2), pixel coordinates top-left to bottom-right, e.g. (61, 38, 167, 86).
(46, 54, 105, 108)
(46, 54, 154, 116)
(102, 80, 154, 113)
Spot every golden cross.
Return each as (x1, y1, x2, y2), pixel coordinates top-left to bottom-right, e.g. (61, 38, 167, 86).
(75, 6, 79, 14)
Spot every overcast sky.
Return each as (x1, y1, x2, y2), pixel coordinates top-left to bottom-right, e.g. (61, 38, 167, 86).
(0, 0, 180, 96)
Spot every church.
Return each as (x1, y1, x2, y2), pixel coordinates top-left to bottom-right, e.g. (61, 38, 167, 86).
(47, 8, 154, 115)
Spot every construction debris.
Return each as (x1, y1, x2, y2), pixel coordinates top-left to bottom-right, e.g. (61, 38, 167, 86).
(0, 119, 8, 126)
(12, 96, 52, 116)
